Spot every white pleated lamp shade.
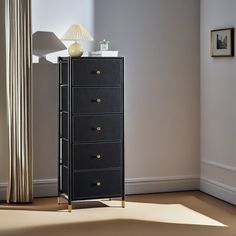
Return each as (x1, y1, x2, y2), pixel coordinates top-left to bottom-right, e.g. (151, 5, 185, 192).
(62, 24, 94, 42)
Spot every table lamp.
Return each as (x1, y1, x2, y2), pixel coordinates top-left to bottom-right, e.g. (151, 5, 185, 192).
(61, 24, 94, 57)
(33, 31, 66, 63)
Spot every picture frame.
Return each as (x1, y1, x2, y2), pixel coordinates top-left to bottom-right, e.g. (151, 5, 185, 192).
(211, 28, 234, 57)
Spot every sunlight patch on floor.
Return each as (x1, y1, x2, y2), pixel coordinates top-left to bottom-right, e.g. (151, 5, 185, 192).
(0, 200, 226, 232)
(100, 201, 227, 227)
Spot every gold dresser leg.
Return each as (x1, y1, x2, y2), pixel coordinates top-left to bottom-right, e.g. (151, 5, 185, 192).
(68, 204, 72, 213)
(121, 200, 125, 208)
(57, 197, 60, 205)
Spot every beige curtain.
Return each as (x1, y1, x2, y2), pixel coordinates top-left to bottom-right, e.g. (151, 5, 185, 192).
(5, 0, 33, 203)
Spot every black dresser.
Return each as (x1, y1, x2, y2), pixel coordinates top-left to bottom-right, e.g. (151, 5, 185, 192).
(58, 57, 124, 212)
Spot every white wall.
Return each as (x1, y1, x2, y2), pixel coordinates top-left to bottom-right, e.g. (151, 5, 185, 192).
(32, 0, 94, 62)
(200, 0, 236, 204)
(0, 0, 9, 199)
(95, 0, 200, 193)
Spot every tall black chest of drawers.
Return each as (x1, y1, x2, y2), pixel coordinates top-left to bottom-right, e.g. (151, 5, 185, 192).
(58, 57, 125, 211)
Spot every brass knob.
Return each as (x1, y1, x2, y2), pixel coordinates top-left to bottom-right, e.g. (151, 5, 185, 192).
(96, 70, 101, 75)
(96, 98, 102, 103)
(96, 181, 101, 186)
(96, 154, 101, 159)
(96, 127, 102, 131)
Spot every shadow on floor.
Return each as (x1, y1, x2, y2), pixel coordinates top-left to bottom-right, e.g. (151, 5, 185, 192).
(1, 219, 232, 236)
(0, 198, 110, 211)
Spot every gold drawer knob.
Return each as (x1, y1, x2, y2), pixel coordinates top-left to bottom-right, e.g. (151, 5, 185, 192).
(96, 98, 102, 103)
(96, 127, 102, 131)
(96, 154, 101, 159)
(96, 70, 101, 75)
(96, 181, 102, 186)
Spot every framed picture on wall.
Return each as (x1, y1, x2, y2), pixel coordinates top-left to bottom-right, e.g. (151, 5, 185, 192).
(211, 28, 234, 57)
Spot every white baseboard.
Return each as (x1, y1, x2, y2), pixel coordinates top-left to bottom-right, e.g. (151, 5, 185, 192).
(0, 179, 58, 201)
(201, 160, 236, 205)
(2, 176, 235, 206)
(33, 179, 58, 197)
(200, 178, 236, 205)
(125, 176, 199, 195)
(0, 175, 199, 201)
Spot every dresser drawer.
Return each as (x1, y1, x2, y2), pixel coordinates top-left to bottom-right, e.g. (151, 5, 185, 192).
(73, 170, 121, 199)
(72, 115, 123, 143)
(72, 88, 122, 114)
(73, 142, 122, 170)
(72, 59, 122, 86)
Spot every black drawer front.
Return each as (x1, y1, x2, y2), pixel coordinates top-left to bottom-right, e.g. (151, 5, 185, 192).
(72, 59, 122, 86)
(73, 170, 121, 199)
(72, 88, 122, 114)
(72, 115, 123, 143)
(73, 142, 122, 170)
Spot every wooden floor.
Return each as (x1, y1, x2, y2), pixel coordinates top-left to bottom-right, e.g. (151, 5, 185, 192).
(0, 191, 235, 236)
(128, 191, 236, 214)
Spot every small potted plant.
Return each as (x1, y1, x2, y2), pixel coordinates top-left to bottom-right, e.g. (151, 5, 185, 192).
(99, 39, 110, 51)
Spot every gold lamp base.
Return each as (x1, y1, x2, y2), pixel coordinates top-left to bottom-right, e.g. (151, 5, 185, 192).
(68, 42, 83, 57)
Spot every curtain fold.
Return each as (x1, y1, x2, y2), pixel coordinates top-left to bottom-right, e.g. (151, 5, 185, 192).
(5, 0, 33, 203)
